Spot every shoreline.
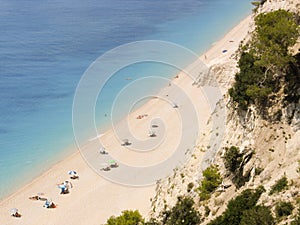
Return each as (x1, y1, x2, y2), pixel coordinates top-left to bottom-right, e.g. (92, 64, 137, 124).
(0, 149, 79, 202)
(0, 14, 252, 225)
(0, 141, 78, 201)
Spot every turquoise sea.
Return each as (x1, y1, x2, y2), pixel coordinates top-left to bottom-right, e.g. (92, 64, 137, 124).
(0, 0, 252, 199)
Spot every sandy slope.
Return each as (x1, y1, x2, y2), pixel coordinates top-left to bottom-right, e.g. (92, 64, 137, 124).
(0, 14, 252, 225)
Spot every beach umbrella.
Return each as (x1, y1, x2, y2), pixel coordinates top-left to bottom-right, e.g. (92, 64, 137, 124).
(108, 159, 116, 164)
(121, 138, 131, 146)
(10, 208, 18, 214)
(172, 102, 178, 108)
(149, 130, 156, 137)
(68, 170, 77, 176)
(58, 184, 66, 189)
(99, 147, 107, 154)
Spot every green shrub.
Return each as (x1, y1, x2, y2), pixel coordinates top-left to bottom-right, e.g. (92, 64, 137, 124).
(229, 10, 299, 111)
(106, 210, 144, 225)
(275, 201, 294, 218)
(144, 218, 160, 225)
(161, 196, 200, 225)
(240, 205, 274, 225)
(269, 176, 288, 195)
(223, 146, 252, 188)
(208, 186, 265, 225)
(198, 165, 222, 201)
(224, 146, 242, 173)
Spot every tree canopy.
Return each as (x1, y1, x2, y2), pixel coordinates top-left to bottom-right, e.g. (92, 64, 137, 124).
(106, 210, 144, 225)
(161, 196, 201, 225)
(229, 9, 299, 111)
(253, 9, 299, 72)
(198, 165, 222, 201)
(240, 205, 274, 225)
(208, 186, 266, 225)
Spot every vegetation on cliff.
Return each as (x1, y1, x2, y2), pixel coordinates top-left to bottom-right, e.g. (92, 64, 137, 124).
(229, 9, 299, 116)
(207, 186, 270, 225)
(269, 176, 288, 195)
(106, 210, 144, 225)
(223, 146, 254, 188)
(198, 165, 222, 201)
(158, 196, 200, 225)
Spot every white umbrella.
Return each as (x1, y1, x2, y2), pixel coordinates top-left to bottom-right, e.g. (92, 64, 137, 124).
(10, 208, 18, 214)
(68, 170, 77, 176)
(172, 102, 178, 108)
(99, 147, 107, 154)
(121, 139, 130, 146)
(149, 130, 156, 137)
(58, 184, 66, 189)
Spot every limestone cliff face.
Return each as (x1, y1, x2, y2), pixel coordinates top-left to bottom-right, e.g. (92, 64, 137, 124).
(149, 0, 300, 223)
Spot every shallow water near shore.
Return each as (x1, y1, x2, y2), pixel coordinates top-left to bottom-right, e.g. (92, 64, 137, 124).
(0, 0, 252, 199)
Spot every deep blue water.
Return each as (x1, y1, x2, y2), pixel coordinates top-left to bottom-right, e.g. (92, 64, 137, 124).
(0, 0, 252, 199)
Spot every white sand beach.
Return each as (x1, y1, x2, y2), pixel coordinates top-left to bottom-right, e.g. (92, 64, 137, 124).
(0, 14, 252, 225)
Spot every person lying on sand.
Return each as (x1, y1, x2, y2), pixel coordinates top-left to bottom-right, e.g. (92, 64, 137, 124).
(70, 174, 79, 179)
(29, 195, 47, 201)
(12, 211, 21, 217)
(101, 166, 110, 171)
(11, 208, 21, 218)
(15, 212, 21, 217)
(29, 195, 40, 200)
(136, 114, 148, 119)
(110, 162, 119, 168)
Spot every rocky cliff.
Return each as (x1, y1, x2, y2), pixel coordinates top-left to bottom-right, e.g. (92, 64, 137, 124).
(149, 1, 300, 224)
